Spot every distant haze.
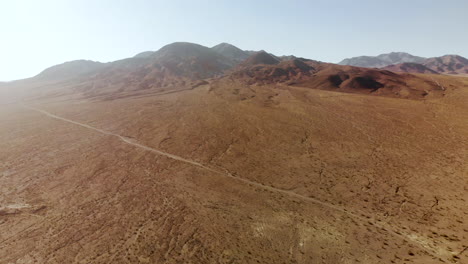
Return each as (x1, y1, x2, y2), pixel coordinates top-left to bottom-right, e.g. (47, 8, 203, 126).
(1, 0, 467, 81)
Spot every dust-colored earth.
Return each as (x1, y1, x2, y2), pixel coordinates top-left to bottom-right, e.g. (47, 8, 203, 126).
(0, 69, 467, 264)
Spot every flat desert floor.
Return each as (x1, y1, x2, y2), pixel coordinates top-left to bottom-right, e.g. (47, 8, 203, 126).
(1, 76, 467, 263)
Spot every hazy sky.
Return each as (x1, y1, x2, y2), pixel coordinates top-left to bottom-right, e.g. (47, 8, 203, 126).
(1, 0, 467, 81)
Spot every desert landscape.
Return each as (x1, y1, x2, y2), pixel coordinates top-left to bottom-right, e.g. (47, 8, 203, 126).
(0, 41, 467, 264)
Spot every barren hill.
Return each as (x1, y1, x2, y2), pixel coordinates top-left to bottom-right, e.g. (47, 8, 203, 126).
(339, 52, 426, 68)
(382, 62, 439, 74)
(340, 52, 468, 75)
(35, 60, 104, 81)
(43, 42, 238, 99)
(240, 50, 281, 67)
(149, 42, 235, 78)
(211, 42, 250, 62)
(133, 51, 154, 58)
(230, 58, 444, 99)
(423, 55, 468, 74)
(380, 55, 468, 75)
(230, 58, 314, 86)
(8, 44, 454, 102)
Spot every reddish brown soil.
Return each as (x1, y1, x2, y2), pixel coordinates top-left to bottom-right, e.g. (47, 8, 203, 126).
(1, 71, 467, 263)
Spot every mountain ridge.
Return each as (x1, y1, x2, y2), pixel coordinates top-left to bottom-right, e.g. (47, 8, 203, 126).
(423, 55, 468, 74)
(211, 43, 250, 62)
(382, 62, 439, 74)
(340, 52, 468, 75)
(35, 60, 104, 81)
(5, 42, 465, 101)
(339, 52, 426, 68)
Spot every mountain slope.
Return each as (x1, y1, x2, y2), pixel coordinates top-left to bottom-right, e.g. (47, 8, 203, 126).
(54, 42, 237, 85)
(148, 42, 235, 79)
(7, 42, 465, 102)
(239, 51, 281, 67)
(133, 51, 154, 58)
(231, 58, 315, 85)
(380, 55, 468, 75)
(423, 55, 468, 74)
(35, 60, 104, 81)
(211, 43, 250, 62)
(68, 42, 237, 98)
(12, 43, 453, 101)
(339, 52, 426, 68)
(227, 58, 445, 99)
(382, 62, 439, 74)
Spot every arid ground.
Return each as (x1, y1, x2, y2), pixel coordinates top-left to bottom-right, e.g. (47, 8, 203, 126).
(1, 60, 467, 263)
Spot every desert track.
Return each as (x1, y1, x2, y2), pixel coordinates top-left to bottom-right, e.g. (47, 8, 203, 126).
(21, 103, 442, 259)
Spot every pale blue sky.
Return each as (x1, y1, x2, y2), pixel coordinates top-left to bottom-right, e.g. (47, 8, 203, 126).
(1, 0, 467, 81)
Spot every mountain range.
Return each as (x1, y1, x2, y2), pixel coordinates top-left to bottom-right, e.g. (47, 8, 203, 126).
(339, 52, 426, 68)
(339, 52, 468, 74)
(8, 42, 464, 103)
(29, 45, 468, 91)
